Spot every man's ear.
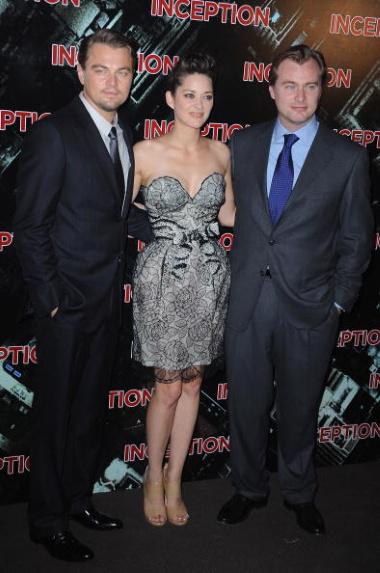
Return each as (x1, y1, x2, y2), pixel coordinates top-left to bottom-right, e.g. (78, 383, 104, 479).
(77, 63, 85, 86)
(269, 85, 275, 101)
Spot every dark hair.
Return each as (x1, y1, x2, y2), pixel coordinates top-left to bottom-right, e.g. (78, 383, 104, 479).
(269, 44, 327, 86)
(166, 53, 217, 93)
(77, 29, 137, 70)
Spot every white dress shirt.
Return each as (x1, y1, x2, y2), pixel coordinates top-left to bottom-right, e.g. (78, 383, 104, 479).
(79, 92, 130, 191)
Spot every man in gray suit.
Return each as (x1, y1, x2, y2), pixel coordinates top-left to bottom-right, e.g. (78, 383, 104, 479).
(217, 45, 373, 534)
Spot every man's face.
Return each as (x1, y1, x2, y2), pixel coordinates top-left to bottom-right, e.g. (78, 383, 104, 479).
(269, 58, 322, 131)
(77, 43, 134, 121)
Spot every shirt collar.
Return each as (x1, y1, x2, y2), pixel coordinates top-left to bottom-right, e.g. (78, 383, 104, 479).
(79, 91, 119, 137)
(273, 115, 319, 145)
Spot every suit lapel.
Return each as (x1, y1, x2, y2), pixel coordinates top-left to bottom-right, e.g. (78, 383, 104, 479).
(247, 122, 274, 222)
(120, 123, 134, 219)
(277, 122, 335, 222)
(70, 97, 125, 213)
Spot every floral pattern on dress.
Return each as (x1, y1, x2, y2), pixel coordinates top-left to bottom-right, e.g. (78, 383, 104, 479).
(133, 173, 230, 382)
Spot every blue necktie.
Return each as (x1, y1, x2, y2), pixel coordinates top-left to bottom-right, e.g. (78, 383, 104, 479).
(269, 133, 299, 224)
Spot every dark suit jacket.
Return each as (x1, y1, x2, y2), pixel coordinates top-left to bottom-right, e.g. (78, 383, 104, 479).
(227, 120, 373, 331)
(14, 96, 151, 330)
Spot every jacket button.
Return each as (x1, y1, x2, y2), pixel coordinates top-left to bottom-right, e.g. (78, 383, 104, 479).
(268, 239, 275, 246)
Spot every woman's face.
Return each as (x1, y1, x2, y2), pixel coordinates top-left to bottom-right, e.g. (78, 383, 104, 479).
(166, 72, 214, 129)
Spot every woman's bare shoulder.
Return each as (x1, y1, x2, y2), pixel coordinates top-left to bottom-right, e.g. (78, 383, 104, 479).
(134, 137, 170, 169)
(134, 137, 163, 154)
(206, 139, 230, 167)
(207, 138, 230, 157)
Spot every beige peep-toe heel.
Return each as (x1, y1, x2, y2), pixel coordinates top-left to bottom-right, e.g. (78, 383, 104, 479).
(143, 466, 167, 527)
(163, 464, 189, 526)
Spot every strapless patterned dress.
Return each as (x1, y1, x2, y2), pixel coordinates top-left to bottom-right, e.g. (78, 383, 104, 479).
(132, 172, 230, 382)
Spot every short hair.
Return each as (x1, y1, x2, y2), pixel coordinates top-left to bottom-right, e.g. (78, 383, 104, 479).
(166, 53, 217, 93)
(269, 44, 327, 86)
(77, 29, 137, 70)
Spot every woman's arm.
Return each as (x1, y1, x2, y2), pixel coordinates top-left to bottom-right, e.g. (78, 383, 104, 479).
(218, 146, 235, 228)
(128, 141, 153, 242)
(132, 141, 145, 202)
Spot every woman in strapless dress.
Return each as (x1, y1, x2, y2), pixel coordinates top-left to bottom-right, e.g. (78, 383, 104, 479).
(131, 54, 235, 527)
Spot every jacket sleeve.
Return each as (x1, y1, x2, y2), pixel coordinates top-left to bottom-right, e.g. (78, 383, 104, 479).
(334, 146, 374, 311)
(127, 204, 154, 243)
(13, 120, 66, 317)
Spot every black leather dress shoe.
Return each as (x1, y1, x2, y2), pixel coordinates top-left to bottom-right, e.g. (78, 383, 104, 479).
(217, 494, 268, 524)
(31, 530, 94, 562)
(284, 501, 326, 535)
(71, 508, 123, 530)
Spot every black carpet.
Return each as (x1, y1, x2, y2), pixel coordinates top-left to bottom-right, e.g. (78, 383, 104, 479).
(1, 461, 380, 573)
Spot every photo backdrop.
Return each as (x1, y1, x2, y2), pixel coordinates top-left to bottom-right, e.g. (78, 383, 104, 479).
(0, 0, 379, 504)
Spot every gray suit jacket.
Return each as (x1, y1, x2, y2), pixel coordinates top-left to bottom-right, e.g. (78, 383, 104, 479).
(227, 120, 373, 331)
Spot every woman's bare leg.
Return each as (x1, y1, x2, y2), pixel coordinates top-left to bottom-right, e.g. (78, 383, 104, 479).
(164, 371, 203, 524)
(166, 374, 203, 480)
(143, 374, 182, 525)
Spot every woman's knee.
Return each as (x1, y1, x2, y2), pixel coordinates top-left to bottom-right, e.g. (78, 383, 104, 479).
(181, 378, 202, 399)
(154, 382, 182, 407)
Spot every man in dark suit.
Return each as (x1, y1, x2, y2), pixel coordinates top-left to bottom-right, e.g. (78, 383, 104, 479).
(217, 45, 372, 534)
(14, 30, 151, 561)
